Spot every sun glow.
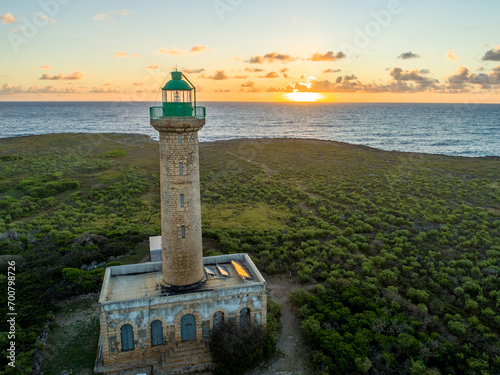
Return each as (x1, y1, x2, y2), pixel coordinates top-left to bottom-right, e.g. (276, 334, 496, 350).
(282, 75, 324, 102)
(283, 91, 325, 102)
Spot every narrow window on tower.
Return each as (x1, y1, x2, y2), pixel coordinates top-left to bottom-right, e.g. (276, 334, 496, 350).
(181, 226, 185, 238)
(180, 194, 184, 207)
(178, 133, 182, 143)
(179, 162, 183, 175)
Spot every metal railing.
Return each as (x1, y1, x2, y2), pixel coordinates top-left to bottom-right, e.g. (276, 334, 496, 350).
(149, 106, 163, 120)
(149, 106, 206, 120)
(194, 106, 206, 119)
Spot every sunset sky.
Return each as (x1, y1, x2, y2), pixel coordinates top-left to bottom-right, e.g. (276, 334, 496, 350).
(1, 0, 500, 102)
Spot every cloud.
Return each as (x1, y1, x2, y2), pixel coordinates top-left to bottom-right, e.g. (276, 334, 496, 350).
(0, 12, 16, 24)
(93, 9, 132, 21)
(115, 51, 129, 58)
(389, 67, 439, 89)
(266, 87, 286, 92)
(89, 87, 121, 93)
(482, 47, 500, 61)
(200, 71, 228, 80)
(26, 85, 81, 94)
(445, 50, 460, 61)
(241, 81, 255, 88)
(390, 68, 427, 81)
(398, 51, 420, 59)
(247, 52, 298, 64)
(213, 71, 229, 80)
(157, 45, 210, 55)
(240, 87, 262, 93)
(190, 45, 210, 53)
(272, 67, 444, 94)
(39, 71, 83, 80)
(114, 51, 138, 58)
(446, 66, 500, 90)
(344, 74, 357, 81)
(0, 83, 81, 95)
(215, 89, 231, 93)
(308, 51, 346, 61)
(259, 72, 280, 78)
(184, 68, 205, 74)
(40, 65, 52, 69)
(245, 67, 263, 72)
(261, 65, 500, 95)
(233, 75, 248, 79)
(280, 68, 289, 78)
(146, 64, 161, 70)
(157, 47, 183, 55)
(37, 14, 56, 23)
(323, 69, 341, 74)
(0, 83, 23, 95)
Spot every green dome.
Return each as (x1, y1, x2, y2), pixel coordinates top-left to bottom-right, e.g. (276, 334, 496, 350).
(162, 71, 192, 91)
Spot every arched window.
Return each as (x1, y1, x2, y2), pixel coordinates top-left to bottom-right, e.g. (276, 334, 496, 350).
(240, 308, 251, 330)
(121, 324, 134, 351)
(151, 320, 164, 346)
(213, 311, 224, 332)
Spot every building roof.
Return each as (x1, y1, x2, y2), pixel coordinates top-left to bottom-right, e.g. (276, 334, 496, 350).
(99, 253, 266, 304)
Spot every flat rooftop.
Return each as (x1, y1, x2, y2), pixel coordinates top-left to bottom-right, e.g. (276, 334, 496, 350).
(100, 253, 265, 303)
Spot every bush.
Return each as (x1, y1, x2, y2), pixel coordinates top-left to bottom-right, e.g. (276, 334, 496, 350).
(97, 150, 127, 158)
(209, 297, 280, 374)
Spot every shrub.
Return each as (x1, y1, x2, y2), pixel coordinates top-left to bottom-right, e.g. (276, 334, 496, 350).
(448, 320, 467, 335)
(97, 150, 127, 158)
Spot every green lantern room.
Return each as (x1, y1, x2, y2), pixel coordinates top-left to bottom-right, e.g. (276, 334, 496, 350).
(150, 71, 206, 120)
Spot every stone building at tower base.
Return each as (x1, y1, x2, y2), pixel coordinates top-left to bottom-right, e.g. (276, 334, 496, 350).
(94, 253, 267, 375)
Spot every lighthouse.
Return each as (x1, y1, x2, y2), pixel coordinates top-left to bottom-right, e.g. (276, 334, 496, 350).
(96, 71, 267, 375)
(150, 71, 206, 289)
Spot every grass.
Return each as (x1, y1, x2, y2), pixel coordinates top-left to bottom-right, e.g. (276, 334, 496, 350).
(202, 202, 289, 230)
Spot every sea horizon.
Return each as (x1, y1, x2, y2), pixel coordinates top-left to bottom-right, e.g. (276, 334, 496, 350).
(1, 101, 499, 158)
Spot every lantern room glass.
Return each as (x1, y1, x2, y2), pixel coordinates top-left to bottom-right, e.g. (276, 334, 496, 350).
(163, 89, 192, 103)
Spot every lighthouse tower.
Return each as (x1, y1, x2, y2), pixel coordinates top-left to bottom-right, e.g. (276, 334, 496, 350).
(96, 70, 267, 375)
(150, 71, 206, 289)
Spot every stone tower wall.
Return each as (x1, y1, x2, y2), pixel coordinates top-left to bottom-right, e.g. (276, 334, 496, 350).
(151, 118, 205, 287)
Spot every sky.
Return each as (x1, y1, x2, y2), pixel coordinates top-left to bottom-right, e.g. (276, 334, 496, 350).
(1, 0, 500, 102)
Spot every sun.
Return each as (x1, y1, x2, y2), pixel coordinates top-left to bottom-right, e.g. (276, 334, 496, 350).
(283, 91, 325, 102)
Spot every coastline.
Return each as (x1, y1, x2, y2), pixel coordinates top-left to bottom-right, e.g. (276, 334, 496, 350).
(1, 132, 499, 159)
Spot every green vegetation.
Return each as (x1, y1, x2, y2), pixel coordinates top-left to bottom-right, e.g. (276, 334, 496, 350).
(40, 298, 100, 375)
(209, 298, 281, 375)
(0, 134, 499, 374)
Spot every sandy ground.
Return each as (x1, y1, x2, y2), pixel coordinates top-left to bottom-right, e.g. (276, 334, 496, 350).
(244, 276, 312, 375)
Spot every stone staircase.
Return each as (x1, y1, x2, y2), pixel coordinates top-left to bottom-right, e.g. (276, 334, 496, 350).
(162, 340, 214, 374)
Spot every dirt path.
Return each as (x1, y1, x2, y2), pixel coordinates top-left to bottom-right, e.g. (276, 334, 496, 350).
(224, 150, 277, 176)
(245, 276, 312, 375)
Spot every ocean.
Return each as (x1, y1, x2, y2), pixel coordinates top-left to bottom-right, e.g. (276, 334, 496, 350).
(0, 101, 499, 157)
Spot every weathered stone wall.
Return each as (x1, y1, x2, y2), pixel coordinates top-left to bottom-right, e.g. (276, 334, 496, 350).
(99, 285, 266, 367)
(151, 118, 205, 287)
